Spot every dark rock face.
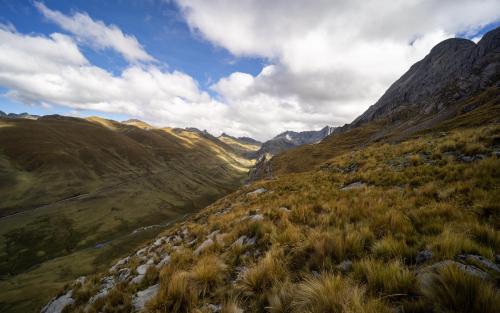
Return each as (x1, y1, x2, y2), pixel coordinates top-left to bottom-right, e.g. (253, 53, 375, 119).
(256, 126, 336, 157)
(353, 27, 500, 126)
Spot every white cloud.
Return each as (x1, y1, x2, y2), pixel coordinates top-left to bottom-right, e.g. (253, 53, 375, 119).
(0, 26, 231, 134)
(178, 0, 500, 134)
(1, 2, 499, 141)
(34, 1, 154, 63)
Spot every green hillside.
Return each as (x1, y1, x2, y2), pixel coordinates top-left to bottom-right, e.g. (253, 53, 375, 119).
(0, 115, 254, 313)
(57, 121, 500, 313)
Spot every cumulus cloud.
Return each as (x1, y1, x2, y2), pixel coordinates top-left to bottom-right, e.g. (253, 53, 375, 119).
(34, 1, 154, 63)
(1, 1, 499, 140)
(0, 26, 230, 133)
(178, 0, 500, 132)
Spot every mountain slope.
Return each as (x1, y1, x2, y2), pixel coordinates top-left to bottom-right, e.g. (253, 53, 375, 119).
(261, 27, 500, 178)
(255, 126, 335, 157)
(0, 115, 253, 313)
(217, 133, 261, 158)
(50, 123, 500, 313)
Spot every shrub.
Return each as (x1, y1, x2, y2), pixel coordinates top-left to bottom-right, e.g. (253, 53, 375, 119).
(421, 264, 500, 313)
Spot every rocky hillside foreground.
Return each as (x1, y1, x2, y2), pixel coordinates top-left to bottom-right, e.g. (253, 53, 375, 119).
(44, 125, 500, 313)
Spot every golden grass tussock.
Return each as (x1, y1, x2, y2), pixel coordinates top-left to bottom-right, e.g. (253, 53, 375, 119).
(191, 254, 227, 296)
(291, 273, 391, 313)
(421, 264, 500, 313)
(237, 248, 287, 296)
(352, 258, 416, 296)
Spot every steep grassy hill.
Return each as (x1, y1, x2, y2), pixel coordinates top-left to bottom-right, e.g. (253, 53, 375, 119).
(268, 87, 500, 177)
(0, 115, 253, 313)
(217, 134, 261, 158)
(51, 122, 500, 313)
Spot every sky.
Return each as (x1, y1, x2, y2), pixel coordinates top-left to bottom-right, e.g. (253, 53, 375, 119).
(0, 0, 499, 140)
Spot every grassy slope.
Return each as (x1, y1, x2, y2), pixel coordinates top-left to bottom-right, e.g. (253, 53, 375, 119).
(269, 87, 500, 177)
(0, 116, 254, 313)
(63, 122, 499, 313)
(218, 135, 261, 157)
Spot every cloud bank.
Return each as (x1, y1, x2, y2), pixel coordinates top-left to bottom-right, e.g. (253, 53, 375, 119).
(0, 1, 499, 140)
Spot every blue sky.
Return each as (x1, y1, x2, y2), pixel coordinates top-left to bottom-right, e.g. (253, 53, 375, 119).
(0, 0, 264, 121)
(0, 0, 498, 140)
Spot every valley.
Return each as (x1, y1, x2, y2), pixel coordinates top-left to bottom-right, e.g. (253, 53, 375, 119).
(0, 116, 257, 312)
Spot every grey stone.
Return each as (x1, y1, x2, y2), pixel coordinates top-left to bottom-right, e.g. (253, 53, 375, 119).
(416, 250, 433, 264)
(118, 268, 131, 282)
(110, 256, 130, 272)
(340, 181, 366, 191)
(75, 276, 86, 285)
(278, 207, 290, 213)
(207, 230, 220, 240)
(250, 214, 264, 221)
(136, 264, 151, 275)
(40, 291, 74, 313)
(156, 255, 171, 268)
(131, 274, 145, 285)
(89, 276, 115, 304)
(336, 260, 353, 272)
(417, 260, 489, 289)
(458, 254, 500, 273)
(247, 188, 267, 196)
(132, 284, 159, 311)
(194, 238, 214, 255)
(207, 303, 222, 312)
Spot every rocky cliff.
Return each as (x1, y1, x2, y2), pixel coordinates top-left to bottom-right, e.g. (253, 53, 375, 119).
(353, 27, 499, 126)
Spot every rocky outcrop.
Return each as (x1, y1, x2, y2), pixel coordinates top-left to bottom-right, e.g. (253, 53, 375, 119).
(40, 291, 74, 313)
(353, 27, 500, 126)
(256, 126, 336, 157)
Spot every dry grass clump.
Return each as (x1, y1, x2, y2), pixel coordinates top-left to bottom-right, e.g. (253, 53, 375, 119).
(352, 258, 416, 296)
(237, 249, 287, 296)
(267, 281, 295, 313)
(430, 227, 492, 259)
(371, 236, 413, 261)
(221, 298, 244, 313)
(148, 271, 197, 313)
(191, 254, 227, 296)
(292, 273, 391, 313)
(421, 264, 500, 313)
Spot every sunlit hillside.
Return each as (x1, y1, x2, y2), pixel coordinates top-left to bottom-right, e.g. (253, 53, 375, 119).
(0, 115, 255, 313)
(57, 123, 500, 313)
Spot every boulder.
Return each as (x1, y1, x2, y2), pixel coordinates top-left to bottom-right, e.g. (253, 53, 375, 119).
(247, 188, 267, 196)
(40, 291, 74, 313)
(194, 238, 214, 255)
(136, 264, 151, 275)
(250, 214, 264, 222)
(132, 284, 159, 311)
(336, 260, 353, 272)
(89, 276, 115, 303)
(417, 260, 490, 289)
(156, 255, 171, 269)
(416, 250, 433, 264)
(340, 181, 366, 191)
(458, 254, 500, 273)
